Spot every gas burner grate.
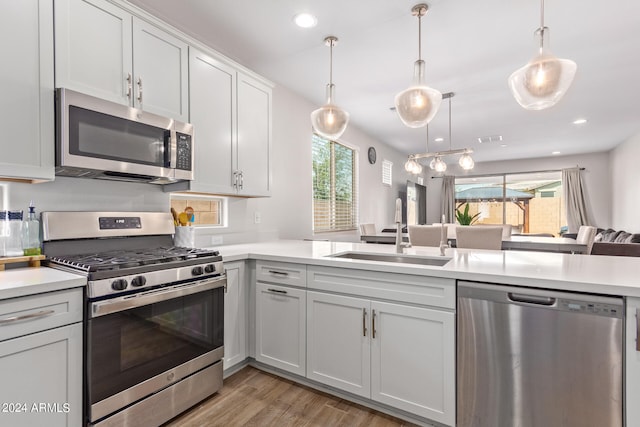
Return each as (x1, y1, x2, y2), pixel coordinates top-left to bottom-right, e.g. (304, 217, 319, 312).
(49, 247, 220, 272)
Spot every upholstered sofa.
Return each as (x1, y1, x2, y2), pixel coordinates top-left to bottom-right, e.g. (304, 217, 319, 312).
(590, 229, 640, 257)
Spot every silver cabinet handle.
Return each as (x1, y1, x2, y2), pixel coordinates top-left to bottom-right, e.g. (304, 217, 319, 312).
(268, 270, 289, 277)
(267, 288, 287, 295)
(137, 77, 143, 103)
(232, 171, 239, 189)
(126, 73, 132, 98)
(239, 171, 244, 190)
(362, 308, 367, 337)
(0, 309, 55, 325)
(372, 309, 377, 339)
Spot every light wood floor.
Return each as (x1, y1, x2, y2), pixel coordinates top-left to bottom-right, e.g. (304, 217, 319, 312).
(164, 366, 418, 426)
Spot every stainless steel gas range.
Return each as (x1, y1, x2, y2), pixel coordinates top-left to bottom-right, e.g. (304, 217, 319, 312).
(42, 211, 225, 427)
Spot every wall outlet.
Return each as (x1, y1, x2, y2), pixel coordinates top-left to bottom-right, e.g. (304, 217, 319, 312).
(254, 211, 261, 224)
(210, 235, 223, 245)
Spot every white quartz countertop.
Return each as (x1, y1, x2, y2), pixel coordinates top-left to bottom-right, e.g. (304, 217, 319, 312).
(218, 240, 640, 297)
(0, 267, 86, 300)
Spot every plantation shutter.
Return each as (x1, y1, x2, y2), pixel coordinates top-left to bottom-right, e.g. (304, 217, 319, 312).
(312, 134, 358, 232)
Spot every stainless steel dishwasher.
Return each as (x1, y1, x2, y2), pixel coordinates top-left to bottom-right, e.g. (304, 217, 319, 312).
(457, 281, 623, 427)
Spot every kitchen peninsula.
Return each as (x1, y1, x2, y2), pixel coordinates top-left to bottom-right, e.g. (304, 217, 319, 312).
(218, 240, 640, 427)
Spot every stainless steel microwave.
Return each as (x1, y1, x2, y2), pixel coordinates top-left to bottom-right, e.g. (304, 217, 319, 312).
(55, 88, 194, 184)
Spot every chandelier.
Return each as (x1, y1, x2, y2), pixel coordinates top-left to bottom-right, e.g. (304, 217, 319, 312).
(404, 92, 474, 174)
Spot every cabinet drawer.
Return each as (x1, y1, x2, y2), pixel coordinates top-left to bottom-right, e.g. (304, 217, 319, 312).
(0, 288, 83, 342)
(256, 261, 306, 287)
(307, 266, 455, 309)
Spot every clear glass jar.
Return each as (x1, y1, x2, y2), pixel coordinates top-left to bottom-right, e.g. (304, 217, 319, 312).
(1, 210, 24, 257)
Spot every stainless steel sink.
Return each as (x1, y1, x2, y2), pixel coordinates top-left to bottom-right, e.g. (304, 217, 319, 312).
(329, 251, 451, 266)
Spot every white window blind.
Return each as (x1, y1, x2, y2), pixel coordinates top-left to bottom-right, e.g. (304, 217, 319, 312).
(312, 134, 358, 232)
(382, 160, 393, 186)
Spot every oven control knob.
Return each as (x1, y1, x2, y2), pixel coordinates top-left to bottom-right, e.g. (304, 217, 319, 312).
(131, 276, 147, 287)
(111, 279, 128, 291)
(192, 266, 204, 276)
(204, 264, 216, 274)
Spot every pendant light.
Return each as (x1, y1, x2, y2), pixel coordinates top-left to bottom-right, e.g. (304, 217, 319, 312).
(403, 92, 474, 174)
(508, 0, 577, 110)
(394, 4, 442, 128)
(310, 36, 350, 139)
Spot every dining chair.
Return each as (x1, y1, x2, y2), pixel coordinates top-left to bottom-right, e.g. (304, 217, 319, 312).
(432, 223, 457, 239)
(475, 223, 513, 239)
(408, 225, 442, 247)
(456, 226, 503, 250)
(359, 223, 377, 235)
(576, 225, 597, 254)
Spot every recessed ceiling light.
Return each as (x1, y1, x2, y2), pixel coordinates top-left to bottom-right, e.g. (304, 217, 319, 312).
(293, 13, 317, 28)
(434, 137, 444, 142)
(552, 151, 561, 155)
(500, 144, 507, 148)
(572, 118, 587, 125)
(477, 135, 503, 144)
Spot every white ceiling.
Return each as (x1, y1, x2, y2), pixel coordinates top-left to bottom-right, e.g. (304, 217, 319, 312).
(127, 0, 640, 164)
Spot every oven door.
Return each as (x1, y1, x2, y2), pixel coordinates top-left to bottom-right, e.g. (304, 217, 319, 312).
(87, 276, 225, 423)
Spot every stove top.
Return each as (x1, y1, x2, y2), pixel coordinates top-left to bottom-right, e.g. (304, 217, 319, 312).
(41, 212, 225, 299)
(49, 246, 221, 273)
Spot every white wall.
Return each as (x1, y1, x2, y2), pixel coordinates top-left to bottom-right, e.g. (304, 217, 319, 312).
(425, 151, 612, 228)
(610, 132, 640, 231)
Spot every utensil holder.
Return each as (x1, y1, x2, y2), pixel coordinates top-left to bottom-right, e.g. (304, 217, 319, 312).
(174, 226, 196, 248)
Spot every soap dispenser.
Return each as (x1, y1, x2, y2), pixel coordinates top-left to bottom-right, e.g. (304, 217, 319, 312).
(22, 201, 41, 256)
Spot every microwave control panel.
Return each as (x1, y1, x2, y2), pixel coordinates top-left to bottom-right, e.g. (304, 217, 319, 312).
(176, 133, 192, 171)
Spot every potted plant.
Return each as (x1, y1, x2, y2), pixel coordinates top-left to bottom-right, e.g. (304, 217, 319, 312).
(455, 203, 481, 225)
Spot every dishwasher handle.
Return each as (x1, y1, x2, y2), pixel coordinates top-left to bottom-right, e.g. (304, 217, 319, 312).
(508, 292, 556, 306)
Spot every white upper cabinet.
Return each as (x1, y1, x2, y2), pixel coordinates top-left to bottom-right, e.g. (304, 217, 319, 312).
(236, 73, 272, 196)
(0, 0, 54, 182)
(182, 48, 237, 195)
(165, 49, 272, 197)
(55, 0, 188, 122)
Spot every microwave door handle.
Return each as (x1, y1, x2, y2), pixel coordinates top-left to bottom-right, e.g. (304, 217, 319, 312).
(168, 130, 177, 168)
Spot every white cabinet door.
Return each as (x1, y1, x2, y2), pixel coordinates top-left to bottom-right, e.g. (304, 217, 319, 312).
(306, 291, 371, 398)
(371, 301, 455, 425)
(0, 323, 82, 427)
(186, 48, 236, 194)
(223, 262, 246, 371)
(255, 282, 305, 375)
(0, 0, 54, 182)
(55, 0, 188, 121)
(132, 18, 189, 122)
(55, 0, 132, 105)
(236, 73, 272, 197)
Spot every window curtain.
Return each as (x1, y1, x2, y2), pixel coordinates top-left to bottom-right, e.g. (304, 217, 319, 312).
(562, 167, 591, 233)
(441, 175, 456, 223)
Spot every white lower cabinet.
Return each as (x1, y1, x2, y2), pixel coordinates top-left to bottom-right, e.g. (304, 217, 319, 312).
(0, 288, 83, 426)
(223, 261, 247, 371)
(307, 291, 455, 424)
(307, 292, 370, 397)
(255, 282, 306, 375)
(306, 266, 456, 426)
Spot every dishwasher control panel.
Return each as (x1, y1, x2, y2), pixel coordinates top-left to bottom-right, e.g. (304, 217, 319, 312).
(559, 299, 622, 318)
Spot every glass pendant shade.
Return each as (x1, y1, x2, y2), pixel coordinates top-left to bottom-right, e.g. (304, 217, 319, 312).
(395, 60, 442, 128)
(433, 157, 447, 173)
(404, 158, 422, 174)
(509, 28, 577, 110)
(459, 153, 474, 170)
(311, 84, 350, 139)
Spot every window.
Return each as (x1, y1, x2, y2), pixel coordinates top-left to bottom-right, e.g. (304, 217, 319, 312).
(312, 134, 358, 232)
(454, 171, 565, 236)
(382, 160, 393, 186)
(170, 194, 226, 227)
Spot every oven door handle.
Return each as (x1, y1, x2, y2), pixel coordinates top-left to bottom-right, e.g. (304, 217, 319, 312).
(90, 276, 226, 318)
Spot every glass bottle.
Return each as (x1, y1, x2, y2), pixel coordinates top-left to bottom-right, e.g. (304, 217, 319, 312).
(22, 202, 41, 256)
